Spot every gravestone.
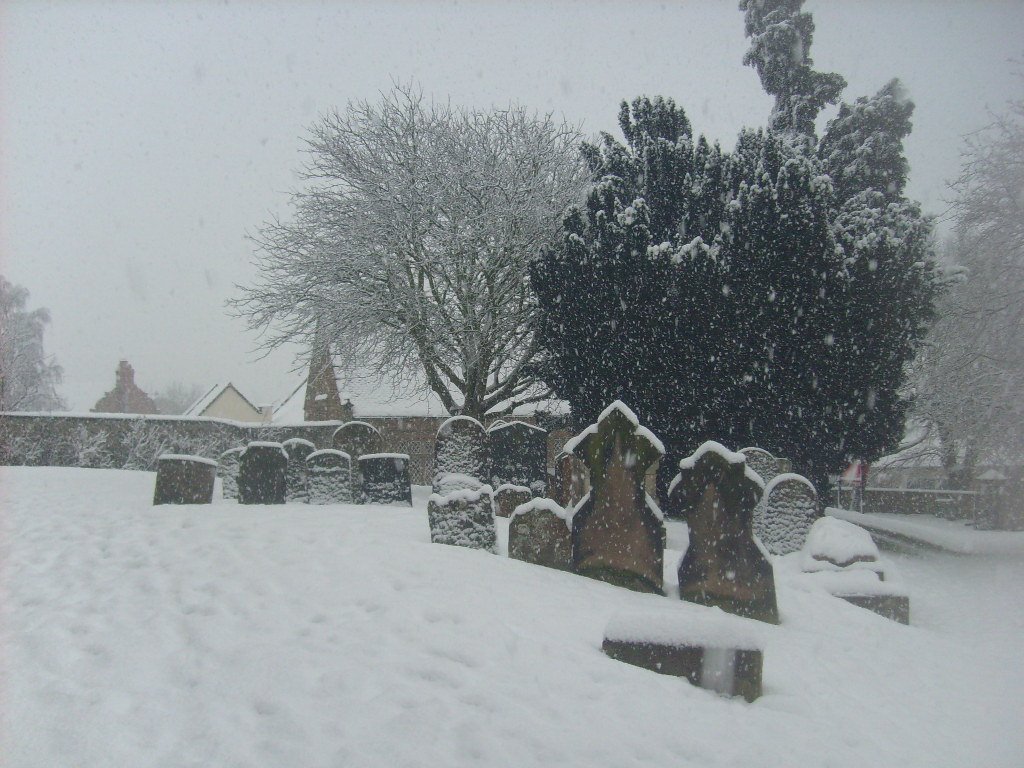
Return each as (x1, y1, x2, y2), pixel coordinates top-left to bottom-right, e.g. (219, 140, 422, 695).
(754, 473, 819, 555)
(739, 447, 779, 484)
(494, 484, 532, 518)
(306, 450, 353, 504)
(427, 486, 496, 552)
(153, 454, 217, 505)
(282, 438, 316, 503)
(433, 416, 488, 493)
(238, 442, 288, 505)
(217, 447, 245, 500)
(567, 401, 666, 595)
(332, 421, 383, 503)
(550, 450, 588, 509)
(359, 453, 413, 505)
(508, 498, 572, 571)
(602, 611, 765, 702)
(669, 441, 779, 624)
(487, 420, 548, 495)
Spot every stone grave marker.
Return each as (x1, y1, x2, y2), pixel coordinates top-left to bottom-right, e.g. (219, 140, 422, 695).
(487, 420, 548, 495)
(433, 415, 488, 493)
(282, 438, 316, 503)
(754, 473, 819, 555)
(739, 447, 780, 484)
(567, 401, 666, 595)
(669, 441, 778, 624)
(493, 484, 532, 518)
(306, 449, 353, 504)
(217, 447, 245, 500)
(153, 454, 217, 505)
(508, 498, 572, 571)
(359, 453, 413, 505)
(238, 442, 288, 505)
(427, 486, 496, 552)
(332, 421, 383, 502)
(550, 450, 588, 509)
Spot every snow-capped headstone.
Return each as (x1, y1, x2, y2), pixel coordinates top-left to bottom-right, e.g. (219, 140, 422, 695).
(427, 486, 496, 552)
(332, 421, 383, 503)
(306, 449, 353, 504)
(567, 401, 666, 595)
(738, 447, 779, 484)
(494, 484, 532, 518)
(670, 442, 779, 624)
(282, 438, 316, 503)
(217, 447, 245, 500)
(754, 473, 819, 554)
(487, 420, 547, 495)
(508, 498, 572, 571)
(153, 454, 217, 505)
(550, 450, 587, 508)
(358, 453, 412, 506)
(433, 416, 488, 493)
(238, 442, 288, 505)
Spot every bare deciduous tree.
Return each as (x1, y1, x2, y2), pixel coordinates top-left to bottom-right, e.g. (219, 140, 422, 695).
(0, 275, 65, 412)
(235, 85, 588, 418)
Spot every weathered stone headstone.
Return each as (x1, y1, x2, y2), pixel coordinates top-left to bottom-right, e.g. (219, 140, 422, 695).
(508, 498, 572, 571)
(282, 438, 316, 503)
(550, 450, 588, 509)
(217, 447, 245, 500)
(433, 415, 488, 493)
(359, 453, 413, 505)
(602, 611, 765, 702)
(237, 442, 288, 505)
(739, 447, 780, 484)
(670, 441, 779, 624)
(427, 486, 496, 551)
(754, 473, 819, 555)
(153, 454, 217, 505)
(306, 449, 353, 504)
(487, 420, 548, 495)
(568, 401, 666, 595)
(493, 483, 532, 518)
(332, 421, 383, 503)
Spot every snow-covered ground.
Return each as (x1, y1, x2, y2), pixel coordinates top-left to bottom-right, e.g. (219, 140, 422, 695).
(828, 506, 1024, 555)
(2, 467, 1022, 767)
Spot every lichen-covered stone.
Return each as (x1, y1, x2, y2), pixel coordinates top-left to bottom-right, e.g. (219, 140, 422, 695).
(508, 498, 571, 571)
(754, 473, 819, 555)
(433, 416, 488, 493)
(487, 420, 547, 495)
(217, 447, 245, 500)
(427, 486, 496, 552)
(153, 454, 217, 505)
(739, 447, 780, 484)
(332, 421, 383, 502)
(282, 438, 316, 503)
(306, 449, 353, 504)
(359, 453, 412, 505)
(493, 484, 532, 518)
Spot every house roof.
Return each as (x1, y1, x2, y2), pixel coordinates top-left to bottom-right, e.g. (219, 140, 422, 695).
(273, 371, 449, 424)
(184, 382, 262, 418)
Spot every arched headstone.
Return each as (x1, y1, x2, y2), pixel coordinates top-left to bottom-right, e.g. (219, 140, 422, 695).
(433, 415, 488, 493)
(238, 442, 288, 505)
(217, 447, 245, 500)
(427, 486, 496, 551)
(332, 421, 383, 503)
(738, 447, 779, 484)
(487, 420, 548, 495)
(359, 453, 413, 505)
(493, 484, 532, 518)
(550, 450, 587, 509)
(567, 401, 666, 595)
(306, 449, 353, 504)
(669, 441, 778, 624)
(508, 498, 571, 571)
(153, 454, 217, 505)
(282, 438, 316, 503)
(754, 473, 819, 554)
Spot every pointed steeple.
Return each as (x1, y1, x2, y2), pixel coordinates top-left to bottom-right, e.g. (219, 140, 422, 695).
(303, 325, 349, 422)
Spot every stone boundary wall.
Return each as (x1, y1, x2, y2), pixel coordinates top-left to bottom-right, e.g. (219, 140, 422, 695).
(860, 487, 979, 519)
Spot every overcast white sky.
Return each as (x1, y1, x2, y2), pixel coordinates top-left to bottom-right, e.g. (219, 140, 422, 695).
(2, 0, 1022, 411)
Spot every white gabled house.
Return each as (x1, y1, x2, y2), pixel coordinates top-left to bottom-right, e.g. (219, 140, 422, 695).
(184, 382, 269, 423)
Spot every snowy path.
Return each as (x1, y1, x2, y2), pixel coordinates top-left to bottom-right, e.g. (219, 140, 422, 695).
(2, 467, 1023, 767)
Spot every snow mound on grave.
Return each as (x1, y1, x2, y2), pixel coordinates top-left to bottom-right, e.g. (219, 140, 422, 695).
(433, 473, 484, 496)
(802, 516, 880, 569)
(604, 607, 770, 650)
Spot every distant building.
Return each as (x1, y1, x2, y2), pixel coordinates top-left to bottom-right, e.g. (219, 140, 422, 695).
(183, 382, 268, 423)
(92, 360, 158, 414)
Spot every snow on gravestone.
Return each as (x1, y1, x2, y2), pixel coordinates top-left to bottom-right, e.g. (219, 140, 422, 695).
(507, 498, 572, 571)
(282, 438, 316, 503)
(237, 442, 288, 505)
(217, 447, 245, 500)
(358, 453, 413, 505)
(753, 473, 819, 555)
(332, 422, 383, 503)
(427, 486, 496, 552)
(153, 454, 217, 505)
(306, 449, 353, 504)
(487, 420, 547, 496)
(432, 416, 488, 494)
(567, 401, 666, 595)
(739, 447, 780, 484)
(668, 442, 779, 624)
(493, 484, 532, 518)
